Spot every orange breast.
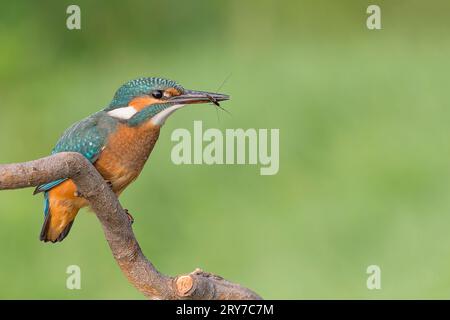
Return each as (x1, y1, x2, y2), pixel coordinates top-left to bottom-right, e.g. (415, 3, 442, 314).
(95, 122, 160, 194)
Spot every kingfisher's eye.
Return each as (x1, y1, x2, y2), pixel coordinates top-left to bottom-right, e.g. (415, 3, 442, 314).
(151, 90, 164, 99)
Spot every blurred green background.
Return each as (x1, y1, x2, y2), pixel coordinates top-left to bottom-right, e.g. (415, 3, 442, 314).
(0, 0, 450, 299)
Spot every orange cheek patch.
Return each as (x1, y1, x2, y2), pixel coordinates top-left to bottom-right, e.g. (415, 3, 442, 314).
(165, 88, 181, 97)
(129, 95, 160, 111)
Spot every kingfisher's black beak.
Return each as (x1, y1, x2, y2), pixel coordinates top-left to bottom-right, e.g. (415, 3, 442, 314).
(169, 90, 230, 105)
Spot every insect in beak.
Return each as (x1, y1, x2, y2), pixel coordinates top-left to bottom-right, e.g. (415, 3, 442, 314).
(206, 94, 220, 107)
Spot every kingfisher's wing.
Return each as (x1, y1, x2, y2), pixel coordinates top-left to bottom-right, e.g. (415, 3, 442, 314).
(34, 113, 112, 194)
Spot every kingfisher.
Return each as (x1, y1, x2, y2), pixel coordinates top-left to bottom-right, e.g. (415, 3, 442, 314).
(34, 77, 229, 243)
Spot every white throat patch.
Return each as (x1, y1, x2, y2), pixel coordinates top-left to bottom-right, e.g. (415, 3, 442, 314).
(151, 104, 185, 126)
(107, 106, 138, 120)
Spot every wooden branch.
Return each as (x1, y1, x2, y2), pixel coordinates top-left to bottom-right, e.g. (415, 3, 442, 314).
(0, 152, 261, 300)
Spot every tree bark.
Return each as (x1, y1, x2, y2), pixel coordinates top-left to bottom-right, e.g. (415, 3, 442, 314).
(0, 152, 261, 300)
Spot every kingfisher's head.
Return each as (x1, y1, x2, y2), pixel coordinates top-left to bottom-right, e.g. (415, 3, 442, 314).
(104, 77, 229, 126)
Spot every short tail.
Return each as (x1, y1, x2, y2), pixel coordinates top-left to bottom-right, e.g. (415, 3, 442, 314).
(40, 213, 75, 243)
(39, 191, 78, 243)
